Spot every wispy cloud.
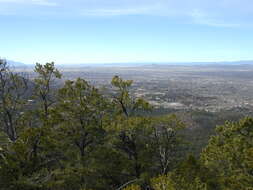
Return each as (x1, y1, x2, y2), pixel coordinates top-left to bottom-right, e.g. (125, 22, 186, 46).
(81, 7, 155, 16)
(0, 0, 58, 6)
(0, 0, 252, 27)
(31, 0, 58, 6)
(189, 9, 241, 27)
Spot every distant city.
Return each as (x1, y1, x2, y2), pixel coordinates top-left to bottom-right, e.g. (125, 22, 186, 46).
(11, 60, 253, 113)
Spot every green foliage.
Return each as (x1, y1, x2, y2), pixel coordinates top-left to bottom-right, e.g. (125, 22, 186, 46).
(169, 155, 217, 190)
(34, 62, 61, 120)
(0, 131, 10, 147)
(122, 184, 141, 190)
(150, 114, 185, 174)
(0, 124, 60, 189)
(54, 78, 108, 159)
(0, 59, 28, 141)
(110, 76, 184, 184)
(201, 117, 253, 190)
(111, 76, 151, 117)
(2, 63, 253, 190)
(151, 174, 176, 190)
(151, 173, 208, 190)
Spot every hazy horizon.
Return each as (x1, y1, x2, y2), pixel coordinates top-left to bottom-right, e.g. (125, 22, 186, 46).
(6, 59, 253, 68)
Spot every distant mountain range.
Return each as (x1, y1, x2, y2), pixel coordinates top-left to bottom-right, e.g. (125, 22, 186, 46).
(58, 60, 253, 67)
(6, 60, 27, 68)
(4, 60, 253, 68)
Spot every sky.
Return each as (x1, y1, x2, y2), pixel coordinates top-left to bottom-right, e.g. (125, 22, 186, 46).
(0, 0, 253, 64)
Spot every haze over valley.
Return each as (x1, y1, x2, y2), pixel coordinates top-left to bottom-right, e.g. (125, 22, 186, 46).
(15, 61, 253, 113)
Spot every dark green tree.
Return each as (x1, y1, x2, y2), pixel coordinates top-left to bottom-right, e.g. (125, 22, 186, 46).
(34, 62, 61, 120)
(151, 114, 185, 175)
(46, 78, 110, 189)
(55, 78, 108, 159)
(201, 117, 253, 190)
(0, 59, 28, 142)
